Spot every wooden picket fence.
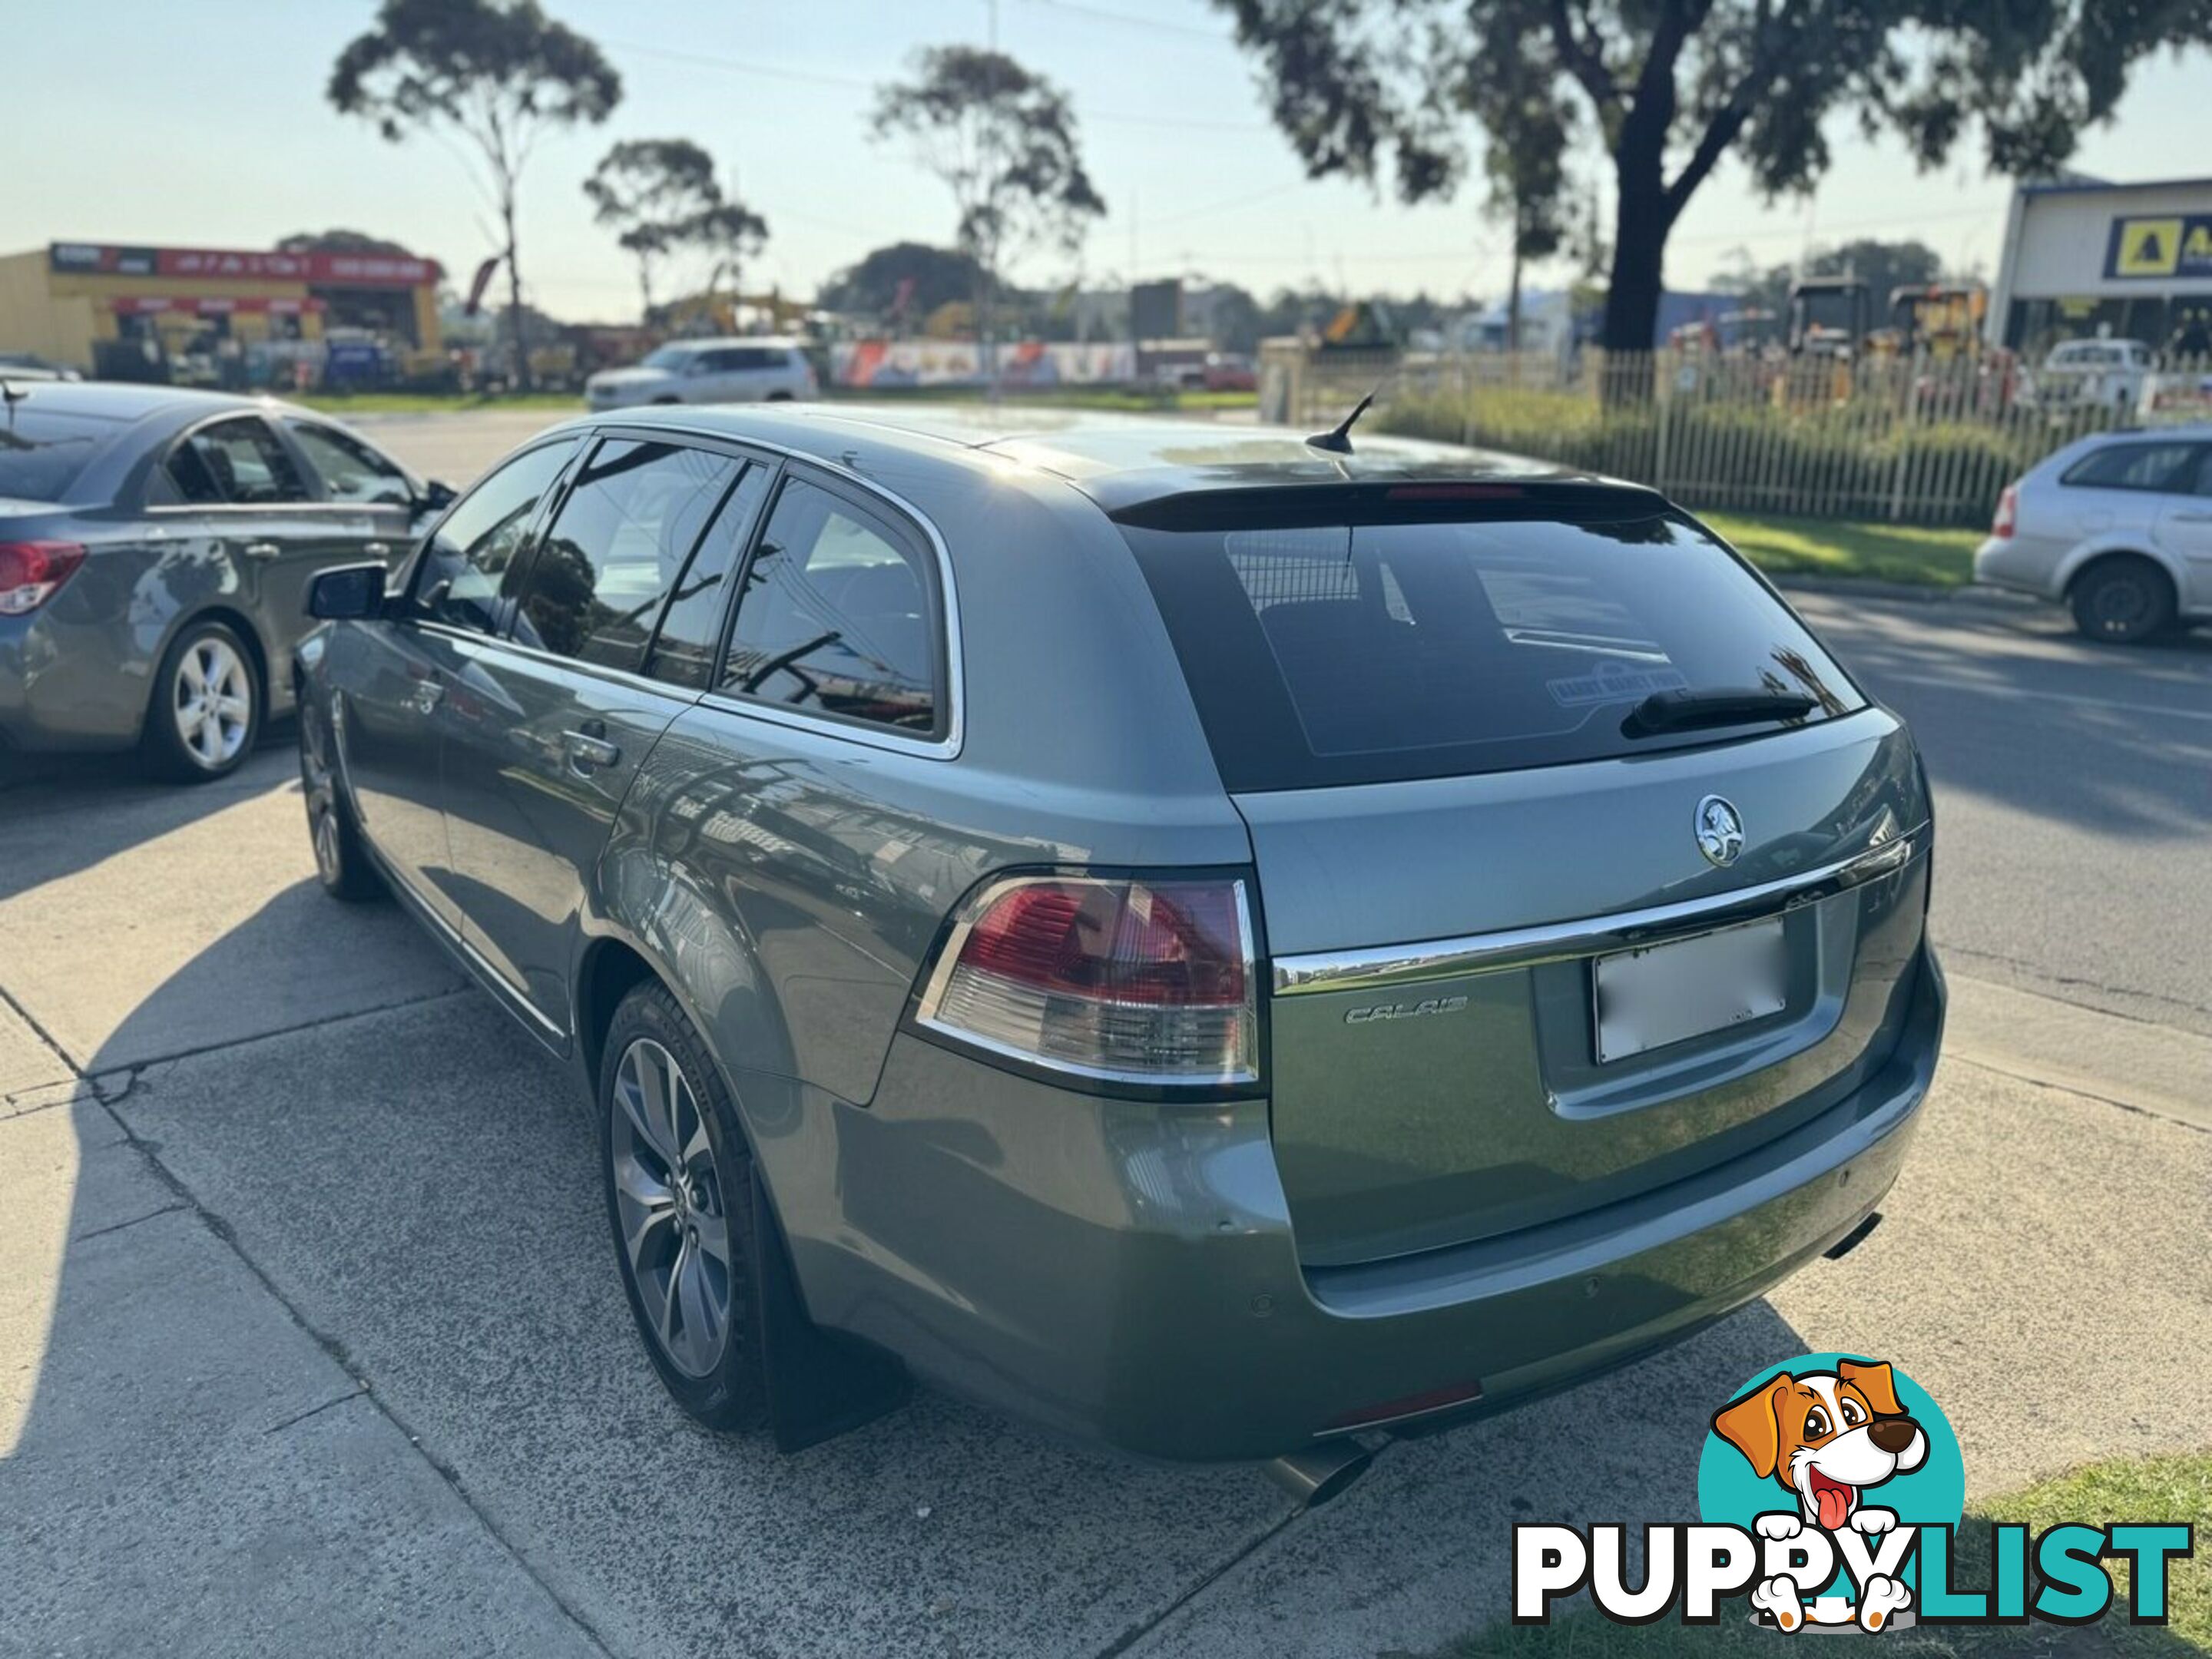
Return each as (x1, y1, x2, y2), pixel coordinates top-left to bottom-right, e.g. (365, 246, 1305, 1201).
(1260, 341, 2212, 528)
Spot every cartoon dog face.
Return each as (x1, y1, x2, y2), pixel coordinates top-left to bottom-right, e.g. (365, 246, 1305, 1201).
(1712, 1359, 1929, 1532)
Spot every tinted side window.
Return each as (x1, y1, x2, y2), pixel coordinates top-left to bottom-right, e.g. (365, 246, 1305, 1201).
(720, 477, 940, 735)
(513, 439, 740, 672)
(285, 421, 413, 506)
(645, 462, 773, 690)
(2184, 448, 2212, 498)
(415, 440, 575, 633)
(167, 417, 309, 505)
(2061, 443, 2196, 492)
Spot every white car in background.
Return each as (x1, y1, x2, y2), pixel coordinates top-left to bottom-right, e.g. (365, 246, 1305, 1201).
(2027, 338, 2154, 415)
(585, 337, 817, 411)
(1975, 426, 2212, 641)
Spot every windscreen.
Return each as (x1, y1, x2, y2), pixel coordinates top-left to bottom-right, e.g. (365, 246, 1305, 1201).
(0, 407, 117, 503)
(1121, 511, 1866, 791)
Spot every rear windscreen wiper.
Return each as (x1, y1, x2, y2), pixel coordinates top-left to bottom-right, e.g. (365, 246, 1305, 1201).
(1622, 686, 1817, 737)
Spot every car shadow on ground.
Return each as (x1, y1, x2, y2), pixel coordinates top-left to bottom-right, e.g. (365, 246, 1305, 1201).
(4, 892, 1826, 1657)
(0, 731, 298, 901)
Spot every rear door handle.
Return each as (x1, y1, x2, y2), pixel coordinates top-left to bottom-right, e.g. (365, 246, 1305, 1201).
(2170, 511, 2212, 523)
(362, 541, 392, 558)
(562, 729, 621, 770)
(243, 541, 282, 561)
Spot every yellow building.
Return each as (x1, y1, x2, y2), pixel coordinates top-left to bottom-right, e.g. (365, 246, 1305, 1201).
(0, 241, 442, 378)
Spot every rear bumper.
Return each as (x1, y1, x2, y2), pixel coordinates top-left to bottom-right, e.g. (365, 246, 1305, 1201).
(775, 942, 1945, 1462)
(1972, 535, 2065, 599)
(0, 613, 145, 753)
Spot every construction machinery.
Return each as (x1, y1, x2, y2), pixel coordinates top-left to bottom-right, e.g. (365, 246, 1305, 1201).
(1890, 283, 1989, 358)
(1787, 276, 1871, 357)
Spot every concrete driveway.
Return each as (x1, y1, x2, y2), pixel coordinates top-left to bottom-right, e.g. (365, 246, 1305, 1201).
(3, 416, 2207, 1655)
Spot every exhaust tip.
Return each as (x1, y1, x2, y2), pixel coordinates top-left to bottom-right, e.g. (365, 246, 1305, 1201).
(1265, 1441, 1375, 1510)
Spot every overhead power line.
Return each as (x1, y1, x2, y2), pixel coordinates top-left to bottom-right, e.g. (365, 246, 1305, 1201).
(1015, 0, 1234, 44)
(603, 36, 1265, 132)
(1144, 177, 1310, 229)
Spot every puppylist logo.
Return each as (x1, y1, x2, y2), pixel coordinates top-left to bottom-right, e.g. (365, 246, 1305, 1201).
(1515, 1353, 2193, 1634)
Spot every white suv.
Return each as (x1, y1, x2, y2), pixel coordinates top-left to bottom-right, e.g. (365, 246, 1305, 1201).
(1975, 426, 2212, 641)
(586, 338, 817, 411)
(2028, 338, 2153, 415)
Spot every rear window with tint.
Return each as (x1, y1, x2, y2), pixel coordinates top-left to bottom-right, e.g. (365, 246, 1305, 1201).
(0, 409, 117, 502)
(1121, 512, 1866, 791)
(2059, 442, 2197, 492)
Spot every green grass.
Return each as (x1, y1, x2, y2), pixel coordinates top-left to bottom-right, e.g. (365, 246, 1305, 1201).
(1700, 512, 1981, 588)
(293, 390, 584, 415)
(1445, 1451, 2211, 1658)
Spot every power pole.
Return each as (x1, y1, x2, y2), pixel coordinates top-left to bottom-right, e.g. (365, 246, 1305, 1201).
(982, 0, 1002, 401)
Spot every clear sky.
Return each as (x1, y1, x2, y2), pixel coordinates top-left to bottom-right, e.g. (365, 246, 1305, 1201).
(6, 0, 2207, 320)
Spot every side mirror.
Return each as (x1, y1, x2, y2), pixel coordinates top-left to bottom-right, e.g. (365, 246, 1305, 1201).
(309, 562, 386, 621)
(418, 478, 458, 513)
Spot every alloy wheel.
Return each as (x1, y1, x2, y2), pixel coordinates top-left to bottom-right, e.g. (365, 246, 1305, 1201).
(300, 713, 341, 882)
(609, 1038, 733, 1379)
(173, 636, 252, 769)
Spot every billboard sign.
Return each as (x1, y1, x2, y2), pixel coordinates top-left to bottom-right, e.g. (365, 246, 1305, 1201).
(49, 243, 439, 286)
(832, 338, 1137, 389)
(2104, 215, 2212, 281)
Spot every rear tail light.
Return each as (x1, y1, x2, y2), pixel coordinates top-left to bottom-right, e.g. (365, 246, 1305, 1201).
(915, 873, 1259, 1088)
(1992, 485, 2017, 540)
(0, 541, 87, 615)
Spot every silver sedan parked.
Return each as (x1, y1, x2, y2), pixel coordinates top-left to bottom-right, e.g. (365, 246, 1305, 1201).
(1975, 425, 2212, 641)
(0, 380, 452, 779)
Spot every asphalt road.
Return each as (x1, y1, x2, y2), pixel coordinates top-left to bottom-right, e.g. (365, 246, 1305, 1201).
(1790, 585, 2212, 1043)
(2, 409, 2207, 1657)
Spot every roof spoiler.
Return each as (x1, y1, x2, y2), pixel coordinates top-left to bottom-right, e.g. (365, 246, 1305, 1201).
(1109, 478, 1671, 532)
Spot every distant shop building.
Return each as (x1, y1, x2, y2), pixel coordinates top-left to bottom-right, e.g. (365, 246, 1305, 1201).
(0, 240, 443, 382)
(1988, 175, 2212, 356)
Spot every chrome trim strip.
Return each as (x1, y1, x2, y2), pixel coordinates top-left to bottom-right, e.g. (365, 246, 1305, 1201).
(426, 624, 704, 711)
(1270, 827, 1927, 998)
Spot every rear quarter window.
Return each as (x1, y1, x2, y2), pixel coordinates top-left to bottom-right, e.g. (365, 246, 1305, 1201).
(2060, 442, 2197, 492)
(1121, 510, 1866, 790)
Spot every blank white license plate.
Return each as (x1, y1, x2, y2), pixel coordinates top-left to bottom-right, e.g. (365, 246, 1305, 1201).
(1592, 918, 1787, 1064)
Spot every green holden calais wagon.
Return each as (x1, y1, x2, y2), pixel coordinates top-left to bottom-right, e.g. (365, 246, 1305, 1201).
(294, 404, 1941, 1490)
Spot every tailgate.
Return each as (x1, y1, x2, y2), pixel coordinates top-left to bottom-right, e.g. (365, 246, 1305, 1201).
(1249, 711, 1929, 1267)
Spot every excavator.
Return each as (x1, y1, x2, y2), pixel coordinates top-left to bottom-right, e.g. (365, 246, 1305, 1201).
(1889, 283, 1988, 359)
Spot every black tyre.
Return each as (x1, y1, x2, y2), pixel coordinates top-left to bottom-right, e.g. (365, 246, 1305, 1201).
(296, 692, 384, 902)
(2070, 555, 2175, 644)
(600, 982, 769, 1430)
(143, 618, 260, 782)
